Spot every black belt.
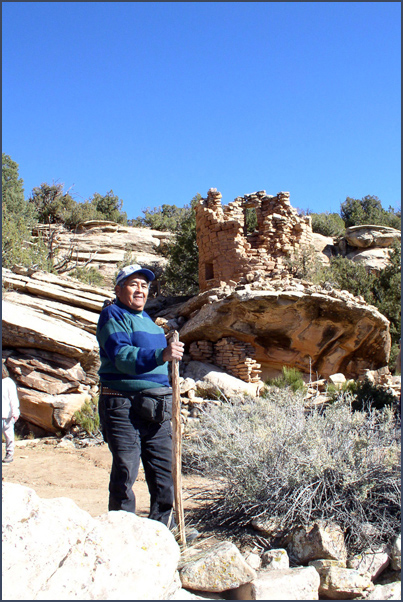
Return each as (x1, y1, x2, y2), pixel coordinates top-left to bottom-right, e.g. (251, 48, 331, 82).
(100, 385, 130, 397)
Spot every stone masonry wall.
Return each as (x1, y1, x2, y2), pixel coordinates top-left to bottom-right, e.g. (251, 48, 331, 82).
(189, 338, 262, 384)
(196, 188, 314, 292)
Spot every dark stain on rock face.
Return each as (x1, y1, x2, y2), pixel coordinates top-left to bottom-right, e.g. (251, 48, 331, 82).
(256, 332, 292, 350)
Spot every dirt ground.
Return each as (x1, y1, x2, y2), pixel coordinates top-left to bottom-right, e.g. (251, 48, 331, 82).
(1, 438, 218, 523)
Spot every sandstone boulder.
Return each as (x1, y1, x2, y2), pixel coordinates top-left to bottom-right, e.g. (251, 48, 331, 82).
(261, 549, 289, 570)
(230, 566, 320, 600)
(184, 361, 261, 398)
(346, 248, 393, 273)
(2, 300, 99, 375)
(2, 482, 181, 600)
(179, 284, 390, 380)
(344, 225, 401, 249)
(179, 541, 257, 592)
(288, 521, 347, 565)
(365, 582, 402, 600)
(315, 565, 373, 599)
(347, 545, 390, 580)
(32, 222, 172, 287)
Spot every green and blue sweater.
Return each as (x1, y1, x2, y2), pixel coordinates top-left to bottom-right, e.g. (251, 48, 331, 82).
(96, 299, 169, 392)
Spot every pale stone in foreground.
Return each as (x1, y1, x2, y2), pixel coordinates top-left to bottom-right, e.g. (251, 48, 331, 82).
(2, 482, 180, 601)
(230, 566, 320, 600)
(244, 552, 262, 571)
(347, 545, 390, 580)
(289, 520, 347, 565)
(318, 566, 373, 599)
(390, 535, 401, 571)
(179, 541, 257, 592)
(365, 581, 401, 600)
(261, 549, 289, 570)
(184, 361, 260, 398)
(328, 373, 347, 388)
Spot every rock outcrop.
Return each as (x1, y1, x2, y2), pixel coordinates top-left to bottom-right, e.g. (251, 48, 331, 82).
(3, 483, 401, 600)
(335, 225, 401, 274)
(2, 482, 181, 600)
(178, 280, 391, 380)
(32, 221, 172, 288)
(2, 269, 113, 433)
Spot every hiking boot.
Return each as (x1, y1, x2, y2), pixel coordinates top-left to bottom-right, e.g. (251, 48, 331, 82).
(2, 455, 13, 464)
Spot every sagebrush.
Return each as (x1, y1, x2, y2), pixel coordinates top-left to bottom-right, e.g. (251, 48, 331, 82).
(73, 397, 100, 435)
(182, 390, 401, 556)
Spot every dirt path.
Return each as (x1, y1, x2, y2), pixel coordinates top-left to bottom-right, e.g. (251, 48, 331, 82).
(1, 439, 216, 521)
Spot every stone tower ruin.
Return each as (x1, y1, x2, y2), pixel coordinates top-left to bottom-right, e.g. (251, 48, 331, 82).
(195, 188, 314, 292)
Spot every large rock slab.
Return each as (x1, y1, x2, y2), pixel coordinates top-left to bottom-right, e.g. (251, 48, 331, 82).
(2, 298, 101, 432)
(33, 223, 172, 286)
(316, 565, 373, 599)
(346, 248, 393, 273)
(347, 545, 390, 580)
(231, 566, 320, 600)
(344, 225, 401, 249)
(179, 285, 390, 380)
(184, 361, 261, 398)
(365, 582, 401, 600)
(179, 541, 257, 592)
(2, 300, 99, 375)
(288, 521, 347, 565)
(2, 482, 181, 600)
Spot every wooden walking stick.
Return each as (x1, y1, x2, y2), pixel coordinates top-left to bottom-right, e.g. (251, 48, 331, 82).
(171, 330, 187, 548)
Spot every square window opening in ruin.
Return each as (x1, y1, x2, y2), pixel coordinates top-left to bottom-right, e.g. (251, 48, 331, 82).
(205, 263, 214, 281)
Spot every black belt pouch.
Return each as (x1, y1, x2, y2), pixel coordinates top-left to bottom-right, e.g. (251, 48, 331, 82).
(133, 387, 173, 423)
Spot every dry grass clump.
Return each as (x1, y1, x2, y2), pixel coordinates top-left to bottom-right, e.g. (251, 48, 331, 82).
(182, 390, 400, 556)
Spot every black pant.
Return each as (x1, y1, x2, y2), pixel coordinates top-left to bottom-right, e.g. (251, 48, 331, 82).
(98, 394, 175, 528)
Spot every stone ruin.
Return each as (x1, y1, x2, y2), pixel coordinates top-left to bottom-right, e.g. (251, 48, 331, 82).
(195, 188, 314, 292)
(191, 188, 315, 382)
(189, 338, 262, 384)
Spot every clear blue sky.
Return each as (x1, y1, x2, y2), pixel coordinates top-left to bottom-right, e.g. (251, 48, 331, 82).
(2, 2, 401, 219)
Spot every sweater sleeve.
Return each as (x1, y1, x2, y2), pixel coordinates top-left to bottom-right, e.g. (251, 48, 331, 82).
(97, 306, 166, 376)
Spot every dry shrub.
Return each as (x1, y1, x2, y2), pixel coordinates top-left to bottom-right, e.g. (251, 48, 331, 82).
(182, 390, 401, 555)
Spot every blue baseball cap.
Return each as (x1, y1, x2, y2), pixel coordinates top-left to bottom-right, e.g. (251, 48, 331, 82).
(115, 264, 156, 286)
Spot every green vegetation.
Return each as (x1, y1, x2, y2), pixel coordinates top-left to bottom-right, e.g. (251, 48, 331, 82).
(326, 379, 358, 401)
(2, 153, 128, 275)
(285, 244, 327, 283)
(2, 153, 50, 271)
(183, 391, 401, 556)
(130, 203, 190, 231)
(28, 182, 76, 225)
(73, 397, 100, 435)
(160, 195, 201, 295)
(325, 242, 401, 354)
(29, 184, 127, 229)
(351, 380, 400, 412)
(69, 266, 105, 286)
(341, 195, 401, 230)
(310, 211, 346, 238)
(264, 366, 307, 393)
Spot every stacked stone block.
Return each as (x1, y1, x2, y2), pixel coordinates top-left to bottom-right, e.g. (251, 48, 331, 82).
(189, 341, 214, 363)
(196, 188, 314, 292)
(189, 337, 262, 384)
